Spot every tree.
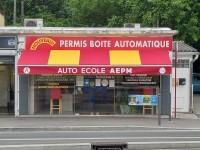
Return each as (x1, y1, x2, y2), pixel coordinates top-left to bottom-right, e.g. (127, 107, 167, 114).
(24, 0, 70, 27)
(0, 0, 15, 25)
(68, 0, 119, 27)
(129, 0, 200, 46)
(0, 0, 70, 27)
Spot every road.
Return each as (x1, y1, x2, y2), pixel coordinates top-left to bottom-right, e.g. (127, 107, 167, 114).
(1, 129, 200, 149)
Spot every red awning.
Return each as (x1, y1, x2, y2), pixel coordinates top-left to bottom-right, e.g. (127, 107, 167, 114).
(18, 49, 172, 75)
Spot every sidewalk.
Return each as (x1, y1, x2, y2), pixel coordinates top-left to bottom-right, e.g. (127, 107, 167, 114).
(0, 113, 199, 131)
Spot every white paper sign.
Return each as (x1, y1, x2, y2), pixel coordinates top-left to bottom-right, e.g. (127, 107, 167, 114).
(76, 81, 84, 86)
(109, 80, 115, 87)
(95, 79, 101, 86)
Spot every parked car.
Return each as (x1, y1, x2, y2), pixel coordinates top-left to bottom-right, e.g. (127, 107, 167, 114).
(193, 73, 200, 93)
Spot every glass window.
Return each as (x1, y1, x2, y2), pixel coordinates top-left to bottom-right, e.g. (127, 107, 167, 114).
(115, 75, 160, 115)
(25, 74, 160, 116)
(172, 59, 190, 68)
(74, 75, 115, 115)
(33, 75, 75, 115)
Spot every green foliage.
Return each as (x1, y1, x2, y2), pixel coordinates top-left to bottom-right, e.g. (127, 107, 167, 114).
(68, 0, 119, 27)
(117, 89, 129, 105)
(0, 0, 15, 25)
(0, 0, 70, 27)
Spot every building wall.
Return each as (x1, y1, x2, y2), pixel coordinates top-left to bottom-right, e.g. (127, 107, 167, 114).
(171, 55, 193, 112)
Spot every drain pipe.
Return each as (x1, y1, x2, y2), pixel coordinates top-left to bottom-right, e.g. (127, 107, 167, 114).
(190, 54, 199, 113)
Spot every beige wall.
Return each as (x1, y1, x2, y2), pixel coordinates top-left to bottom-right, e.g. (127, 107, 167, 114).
(0, 13, 5, 26)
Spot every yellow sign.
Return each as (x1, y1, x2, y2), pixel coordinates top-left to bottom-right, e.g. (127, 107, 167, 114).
(37, 86, 68, 88)
(31, 37, 56, 50)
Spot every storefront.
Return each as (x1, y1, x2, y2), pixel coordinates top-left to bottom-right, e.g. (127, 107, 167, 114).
(0, 36, 17, 114)
(17, 35, 173, 115)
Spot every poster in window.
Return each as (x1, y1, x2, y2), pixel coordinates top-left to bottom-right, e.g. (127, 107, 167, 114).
(143, 95, 151, 105)
(84, 79, 90, 87)
(128, 95, 143, 105)
(128, 95, 158, 106)
(109, 80, 115, 87)
(76, 81, 84, 86)
(95, 79, 101, 86)
(101, 79, 109, 86)
(76, 75, 84, 86)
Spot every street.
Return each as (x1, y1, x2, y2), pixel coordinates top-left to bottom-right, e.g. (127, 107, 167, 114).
(1, 129, 200, 149)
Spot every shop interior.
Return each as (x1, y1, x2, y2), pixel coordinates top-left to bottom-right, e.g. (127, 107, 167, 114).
(0, 65, 14, 114)
(28, 74, 160, 115)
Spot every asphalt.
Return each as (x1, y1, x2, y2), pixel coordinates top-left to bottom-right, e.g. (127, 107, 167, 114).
(1, 113, 200, 150)
(0, 112, 199, 131)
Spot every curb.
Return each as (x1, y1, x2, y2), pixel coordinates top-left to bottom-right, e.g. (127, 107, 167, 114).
(0, 125, 200, 132)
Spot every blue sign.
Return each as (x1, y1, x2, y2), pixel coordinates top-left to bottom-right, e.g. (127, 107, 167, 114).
(128, 94, 158, 106)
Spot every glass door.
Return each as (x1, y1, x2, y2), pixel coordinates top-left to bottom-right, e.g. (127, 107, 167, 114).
(0, 65, 14, 114)
(74, 75, 115, 115)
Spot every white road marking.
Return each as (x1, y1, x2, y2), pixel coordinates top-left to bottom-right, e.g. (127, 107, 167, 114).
(0, 137, 199, 141)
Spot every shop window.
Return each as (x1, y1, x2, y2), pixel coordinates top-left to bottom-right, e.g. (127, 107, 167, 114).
(74, 75, 115, 115)
(33, 75, 75, 115)
(115, 75, 159, 115)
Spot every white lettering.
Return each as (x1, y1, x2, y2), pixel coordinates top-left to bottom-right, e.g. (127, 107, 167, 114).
(90, 40, 111, 48)
(59, 40, 87, 48)
(109, 68, 132, 74)
(58, 68, 63, 73)
(60, 40, 64, 47)
(114, 40, 170, 48)
(126, 68, 132, 73)
(166, 41, 169, 47)
(154, 40, 160, 48)
(116, 68, 120, 73)
(110, 68, 115, 73)
(121, 68, 126, 73)
(58, 68, 77, 74)
(81, 68, 105, 74)
(114, 41, 120, 47)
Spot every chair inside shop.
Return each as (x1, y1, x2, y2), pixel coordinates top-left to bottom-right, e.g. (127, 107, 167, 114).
(50, 88, 62, 115)
(142, 88, 154, 115)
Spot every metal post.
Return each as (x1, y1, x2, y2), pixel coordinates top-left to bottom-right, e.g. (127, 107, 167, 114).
(158, 74, 162, 126)
(158, 93, 161, 126)
(169, 92, 171, 121)
(21, 0, 24, 26)
(13, 0, 16, 26)
(174, 42, 178, 118)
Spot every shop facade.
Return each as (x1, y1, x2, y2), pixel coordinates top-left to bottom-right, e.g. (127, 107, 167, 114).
(0, 27, 178, 116)
(17, 34, 175, 116)
(0, 36, 17, 114)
